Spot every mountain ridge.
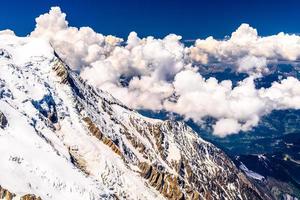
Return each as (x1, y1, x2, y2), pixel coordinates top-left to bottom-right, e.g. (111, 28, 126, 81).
(0, 33, 265, 199)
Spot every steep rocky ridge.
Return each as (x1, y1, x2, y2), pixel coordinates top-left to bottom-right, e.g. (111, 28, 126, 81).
(51, 46, 264, 199)
(0, 33, 266, 199)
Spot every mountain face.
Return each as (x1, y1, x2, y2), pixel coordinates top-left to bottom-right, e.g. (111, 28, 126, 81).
(236, 153, 300, 200)
(0, 33, 265, 200)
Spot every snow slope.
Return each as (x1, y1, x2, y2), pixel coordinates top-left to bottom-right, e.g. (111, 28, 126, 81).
(0, 32, 265, 199)
(239, 163, 265, 181)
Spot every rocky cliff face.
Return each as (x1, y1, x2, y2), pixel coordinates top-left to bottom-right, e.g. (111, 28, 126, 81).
(0, 185, 41, 200)
(0, 33, 265, 199)
(0, 111, 7, 129)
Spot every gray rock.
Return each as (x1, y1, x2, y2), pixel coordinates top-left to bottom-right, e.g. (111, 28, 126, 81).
(0, 111, 8, 129)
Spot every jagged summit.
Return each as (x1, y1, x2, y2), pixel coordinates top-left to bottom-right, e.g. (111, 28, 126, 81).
(0, 33, 265, 199)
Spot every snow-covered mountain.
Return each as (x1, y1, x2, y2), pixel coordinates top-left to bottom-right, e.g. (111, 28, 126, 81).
(0, 32, 265, 200)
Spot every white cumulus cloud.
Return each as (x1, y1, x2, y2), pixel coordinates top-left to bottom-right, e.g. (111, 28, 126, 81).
(165, 70, 300, 136)
(31, 7, 122, 71)
(187, 23, 300, 73)
(26, 7, 300, 137)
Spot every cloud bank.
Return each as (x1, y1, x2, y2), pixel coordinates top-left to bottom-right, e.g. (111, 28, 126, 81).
(28, 7, 300, 136)
(164, 70, 300, 136)
(187, 24, 300, 73)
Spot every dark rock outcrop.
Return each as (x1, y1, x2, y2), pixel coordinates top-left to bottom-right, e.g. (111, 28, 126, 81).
(0, 111, 8, 129)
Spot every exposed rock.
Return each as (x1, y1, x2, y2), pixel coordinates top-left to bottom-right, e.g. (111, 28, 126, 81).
(152, 124, 166, 160)
(52, 59, 68, 84)
(102, 136, 123, 157)
(139, 162, 184, 200)
(83, 116, 103, 140)
(79, 91, 264, 199)
(121, 128, 146, 156)
(83, 116, 123, 158)
(0, 49, 11, 59)
(69, 146, 90, 175)
(0, 185, 15, 200)
(0, 185, 41, 200)
(31, 95, 58, 124)
(20, 194, 42, 200)
(129, 118, 264, 200)
(0, 111, 8, 129)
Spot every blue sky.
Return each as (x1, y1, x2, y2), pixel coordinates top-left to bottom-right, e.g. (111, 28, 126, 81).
(1, 0, 300, 39)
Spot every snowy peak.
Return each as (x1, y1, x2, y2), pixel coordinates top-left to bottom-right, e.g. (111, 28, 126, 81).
(0, 34, 264, 199)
